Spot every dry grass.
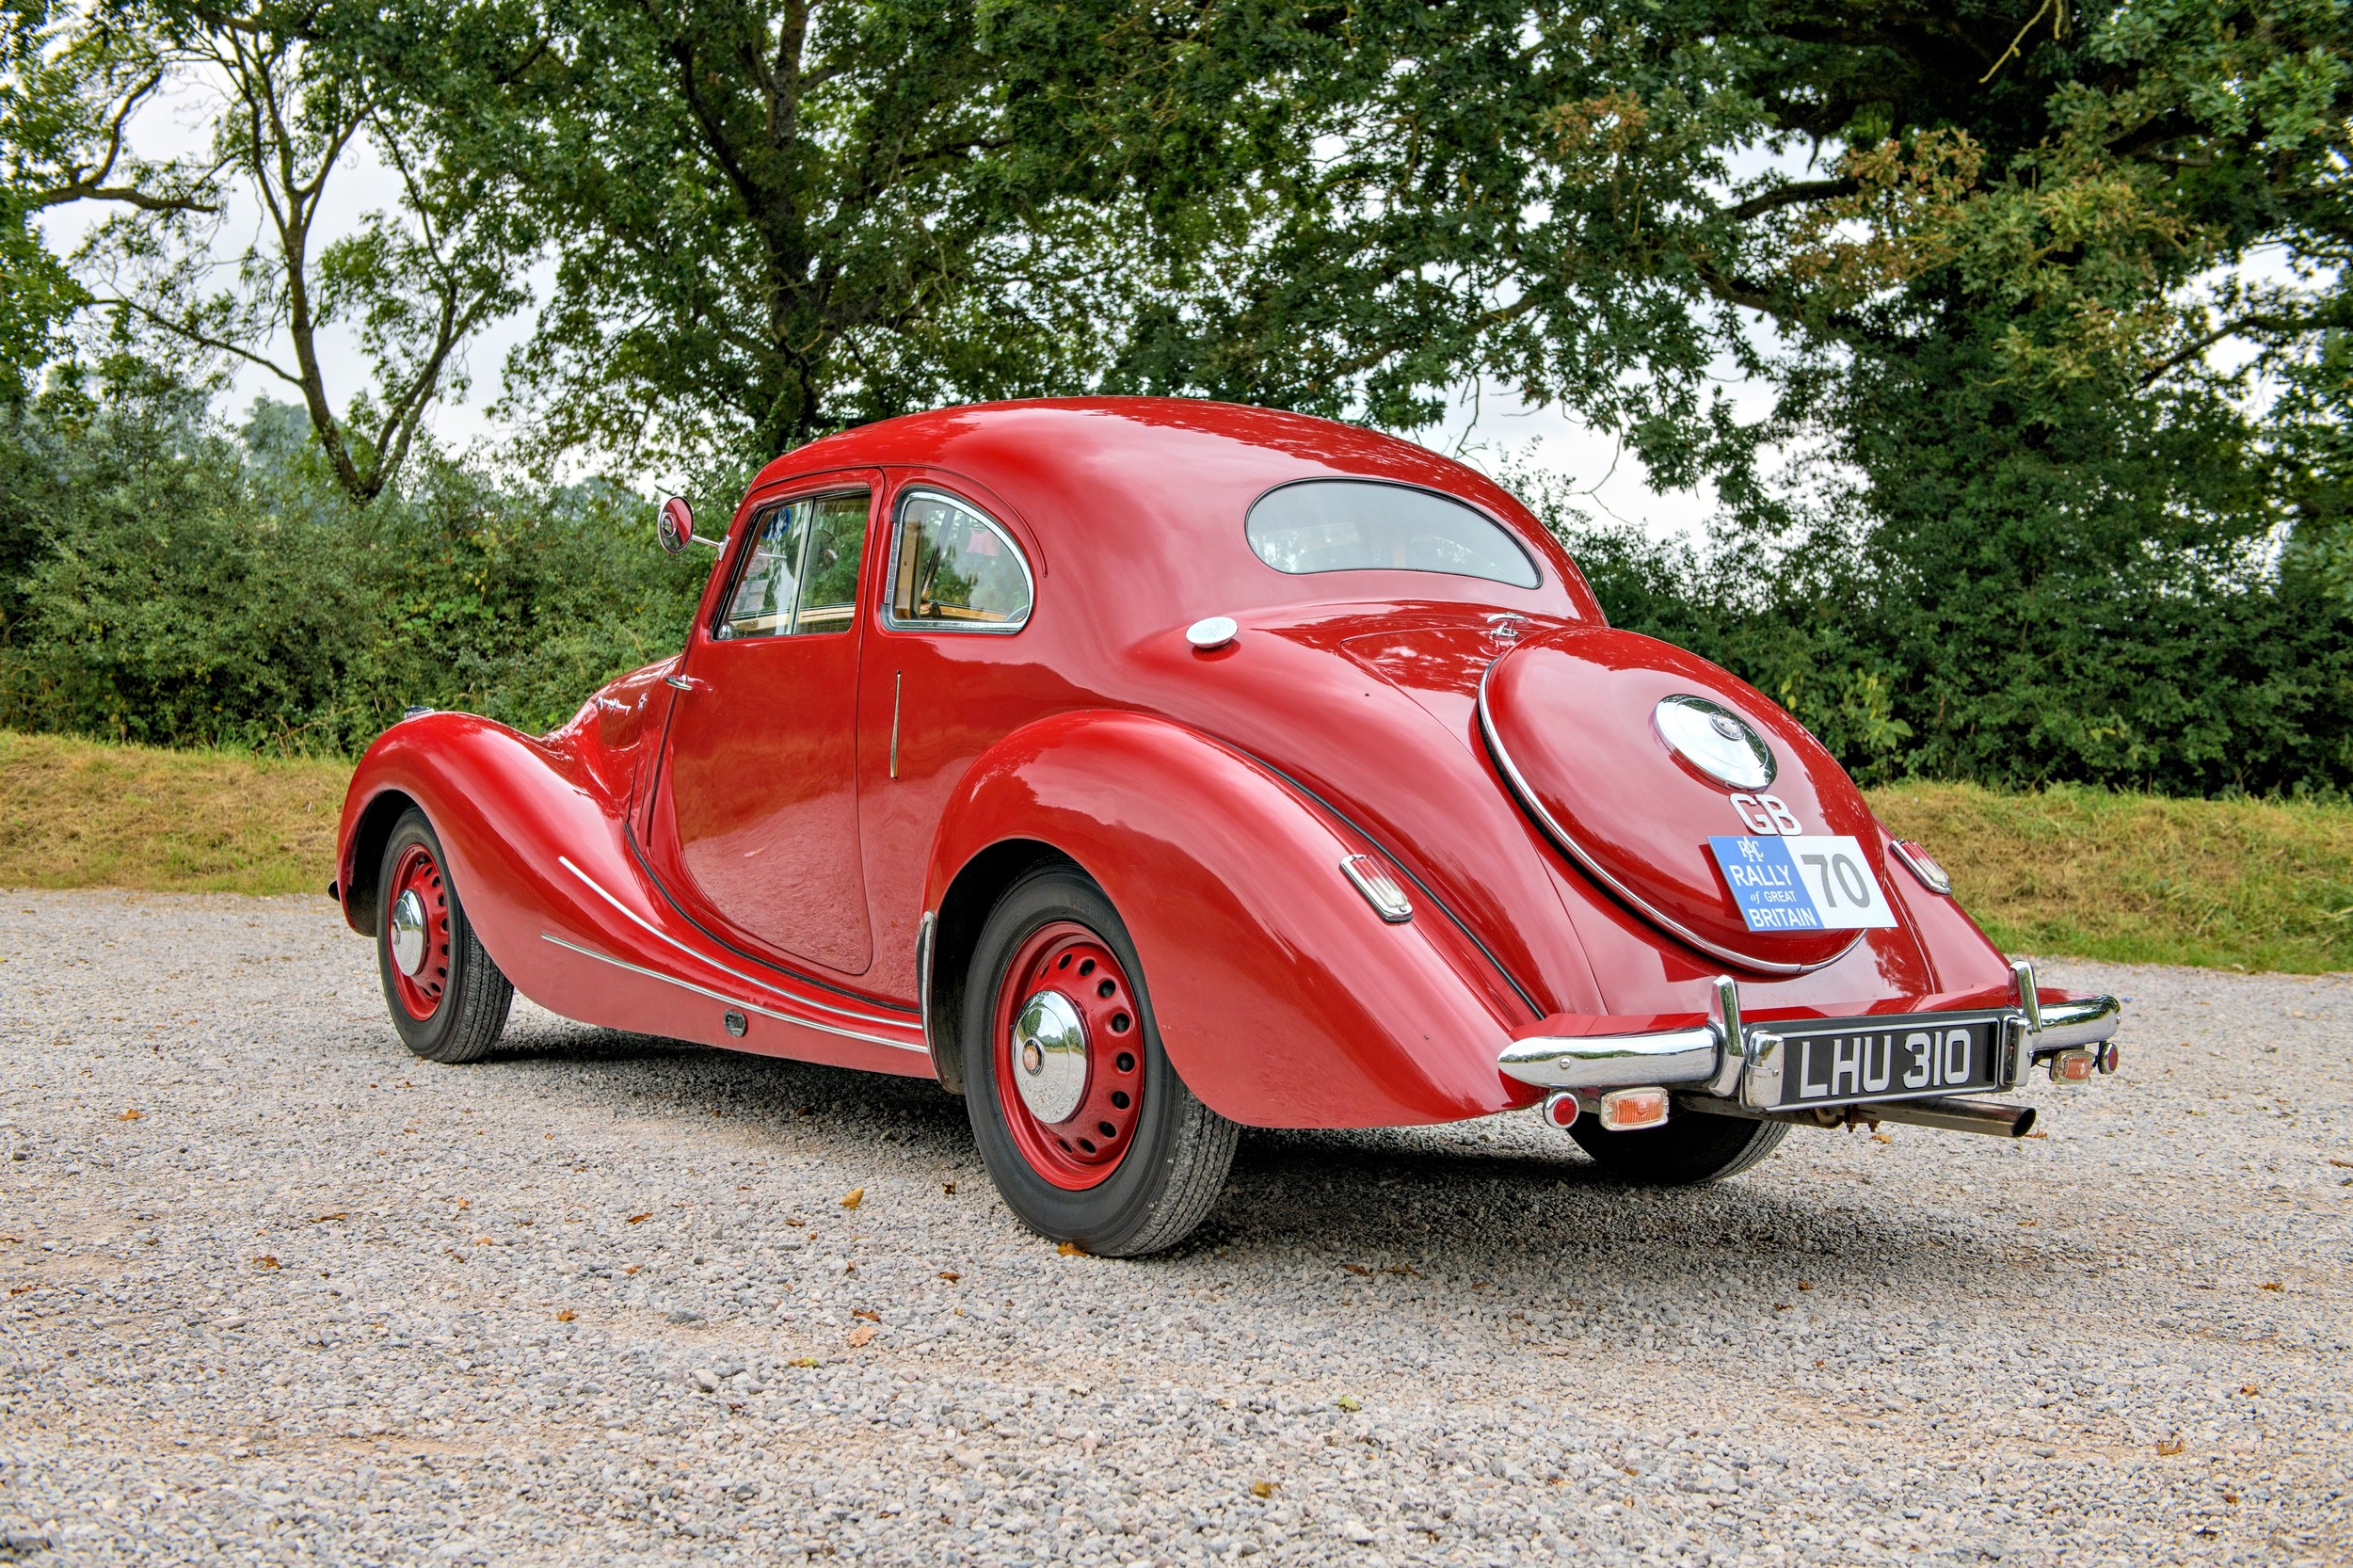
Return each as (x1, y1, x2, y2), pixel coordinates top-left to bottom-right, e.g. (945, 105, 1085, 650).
(0, 730, 347, 896)
(4, 730, 2347, 971)
(1872, 780, 2353, 973)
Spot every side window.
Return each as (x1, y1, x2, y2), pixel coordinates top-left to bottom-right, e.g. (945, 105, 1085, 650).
(717, 490, 871, 639)
(886, 489, 1032, 632)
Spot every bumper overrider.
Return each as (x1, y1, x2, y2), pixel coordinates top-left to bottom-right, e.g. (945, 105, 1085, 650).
(1497, 960, 2121, 1138)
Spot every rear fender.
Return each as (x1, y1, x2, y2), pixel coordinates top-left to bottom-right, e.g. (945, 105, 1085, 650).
(924, 711, 1536, 1128)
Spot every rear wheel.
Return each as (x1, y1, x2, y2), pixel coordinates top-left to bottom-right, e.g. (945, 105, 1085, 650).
(375, 808, 513, 1064)
(963, 865, 1237, 1256)
(1569, 1109, 1786, 1186)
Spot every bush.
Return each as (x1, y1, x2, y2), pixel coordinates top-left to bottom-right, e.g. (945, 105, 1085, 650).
(0, 376, 705, 754)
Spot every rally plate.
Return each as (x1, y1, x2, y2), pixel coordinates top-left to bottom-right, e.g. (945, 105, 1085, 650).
(1769, 1014, 2002, 1110)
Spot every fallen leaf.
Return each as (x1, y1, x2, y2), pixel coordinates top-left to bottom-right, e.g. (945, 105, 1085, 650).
(841, 1188, 865, 1210)
(2022, 1129, 2049, 1140)
(2329, 1158, 2353, 1170)
(941, 1181, 956, 1195)
(790, 1356, 819, 1368)
(2258, 1281, 2284, 1292)
(8, 1286, 34, 1296)
(1383, 1263, 1421, 1277)
(2223, 1492, 2239, 1504)
(1334, 1395, 1361, 1412)
(623, 1265, 641, 1275)
(117, 1109, 144, 1121)
(1341, 1263, 1370, 1276)
(1773, 1303, 1791, 1312)
(1057, 1240, 1087, 1256)
(252, 1255, 280, 1270)
(2239, 1384, 2260, 1396)
(627, 1213, 652, 1224)
(2157, 1438, 2185, 1457)
(846, 1322, 876, 1348)
(936, 1271, 961, 1283)
(1797, 1281, 1814, 1291)
(311, 1212, 348, 1224)
(473, 1236, 495, 1246)
(555, 1309, 576, 1322)
(456, 1198, 471, 1210)
(1250, 1481, 1276, 1499)
(1870, 1133, 1891, 1144)
(852, 1308, 880, 1322)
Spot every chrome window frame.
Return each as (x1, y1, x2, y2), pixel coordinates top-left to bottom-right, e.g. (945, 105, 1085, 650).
(710, 484, 873, 643)
(881, 485, 1034, 635)
(1242, 475, 1544, 590)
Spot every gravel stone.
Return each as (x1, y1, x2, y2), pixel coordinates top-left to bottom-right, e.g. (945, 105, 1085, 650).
(2, 888, 2349, 1564)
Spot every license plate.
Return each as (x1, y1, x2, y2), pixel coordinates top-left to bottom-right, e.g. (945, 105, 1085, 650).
(1771, 1015, 2001, 1109)
(1709, 835, 1900, 933)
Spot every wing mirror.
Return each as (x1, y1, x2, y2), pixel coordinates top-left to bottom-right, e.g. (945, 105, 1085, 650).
(657, 495, 719, 554)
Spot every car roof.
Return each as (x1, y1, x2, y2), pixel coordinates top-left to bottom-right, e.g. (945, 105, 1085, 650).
(753, 397, 1595, 623)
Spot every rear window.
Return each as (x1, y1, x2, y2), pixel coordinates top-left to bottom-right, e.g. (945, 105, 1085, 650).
(1245, 479, 1539, 588)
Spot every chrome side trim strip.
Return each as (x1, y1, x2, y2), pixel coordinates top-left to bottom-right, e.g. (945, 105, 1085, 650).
(1497, 1026, 1721, 1090)
(557, 856, 909, 1029)
(1475, 662, 1854, 977)
(539, 935, 925, 1052)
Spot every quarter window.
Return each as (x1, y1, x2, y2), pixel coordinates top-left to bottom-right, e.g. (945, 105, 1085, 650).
(887, 489, 1032, 632)
(717, 490, 871, 639)
(1245, 478, 1539, 588)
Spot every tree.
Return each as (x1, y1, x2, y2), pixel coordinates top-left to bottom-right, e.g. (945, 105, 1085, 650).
(1, 0, 218, 402)
(74, 3, 535, 501)
(372, 0, 1337, 471)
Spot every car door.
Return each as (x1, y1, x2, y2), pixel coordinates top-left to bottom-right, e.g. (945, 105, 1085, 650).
(645, 474, 881, 974)
(856, 475, 1049, 997)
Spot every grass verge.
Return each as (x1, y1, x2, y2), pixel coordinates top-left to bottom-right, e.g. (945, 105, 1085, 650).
(4, 730, 2347, 971)
(1872, 780, 2353, 973)
(0, 729, 347, 896)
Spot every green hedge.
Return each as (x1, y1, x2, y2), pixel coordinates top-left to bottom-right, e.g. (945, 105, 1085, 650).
(5, 373, 2348, 799)
(0, 377, 706, 755)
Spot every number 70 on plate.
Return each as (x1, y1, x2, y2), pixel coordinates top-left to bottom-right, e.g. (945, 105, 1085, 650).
(1707, 835, 1900, 933)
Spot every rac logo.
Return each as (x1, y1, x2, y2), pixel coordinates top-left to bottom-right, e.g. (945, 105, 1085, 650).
(1728, 792, 1802, 835)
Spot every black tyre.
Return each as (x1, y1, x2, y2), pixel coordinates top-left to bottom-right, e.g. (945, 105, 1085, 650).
(375, 808, 514, 1064)
(963, 865, 1237, 1256)
(1569, 1108, 1787, 1186)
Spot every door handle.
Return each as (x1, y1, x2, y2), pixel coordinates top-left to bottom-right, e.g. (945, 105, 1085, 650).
(664, 675, 708, 693)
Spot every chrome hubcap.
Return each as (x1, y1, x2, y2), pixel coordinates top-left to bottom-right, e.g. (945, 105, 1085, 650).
(389, 888, 429, 977)
(1010, 990, 1088, 1124)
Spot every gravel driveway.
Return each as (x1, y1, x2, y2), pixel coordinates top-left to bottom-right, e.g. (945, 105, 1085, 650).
(2, 889, 2348, 1566)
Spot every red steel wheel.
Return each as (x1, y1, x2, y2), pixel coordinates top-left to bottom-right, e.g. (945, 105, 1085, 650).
(992, 920, 1146, 1191)
(382, 841, 453, 1021)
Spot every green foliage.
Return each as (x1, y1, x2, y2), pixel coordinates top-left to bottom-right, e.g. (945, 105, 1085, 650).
(0, 379, 703, 752)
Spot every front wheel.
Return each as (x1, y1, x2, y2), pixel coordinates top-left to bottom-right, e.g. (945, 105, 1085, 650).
(375, 808, 514, 1064)
(1569, 1109, 1787, 1186)
(962, 865, 1237, 1256)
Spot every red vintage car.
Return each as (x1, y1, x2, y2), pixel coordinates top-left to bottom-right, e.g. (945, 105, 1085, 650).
(332, 398, 2121, 1255)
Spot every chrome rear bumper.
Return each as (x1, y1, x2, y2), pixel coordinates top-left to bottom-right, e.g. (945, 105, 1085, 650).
(1498, 960, 2121, 1111)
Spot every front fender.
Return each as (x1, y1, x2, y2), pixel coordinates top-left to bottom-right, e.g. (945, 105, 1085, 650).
(335, 712, 622, 975)
(925, 711, 1537, 1128)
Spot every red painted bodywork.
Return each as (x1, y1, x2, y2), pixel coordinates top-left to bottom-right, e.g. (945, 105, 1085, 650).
(335, 397, 2060, 1128)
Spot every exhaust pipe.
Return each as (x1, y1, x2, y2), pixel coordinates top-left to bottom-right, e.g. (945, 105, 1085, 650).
(1865, 1096, 2037, 1138)
(1687, 1094, 2038, 1139)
